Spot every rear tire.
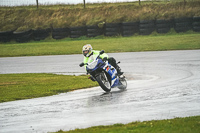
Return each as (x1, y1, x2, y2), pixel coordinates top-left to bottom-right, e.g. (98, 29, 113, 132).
(96, 72, 111, 92)
(118, 77, 127, 90)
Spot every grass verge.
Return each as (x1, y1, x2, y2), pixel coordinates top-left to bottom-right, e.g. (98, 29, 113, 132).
(54, 116, 200, 133)
(0, 73, 97, 103)
(0, 32, 200, 57)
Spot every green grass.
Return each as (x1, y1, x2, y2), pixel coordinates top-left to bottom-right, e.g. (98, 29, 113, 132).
(0, 32, 200, 57)
(54, 116, 200, 133)
(0, 73, 98, 103)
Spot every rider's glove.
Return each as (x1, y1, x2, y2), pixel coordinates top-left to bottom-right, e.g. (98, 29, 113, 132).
(88, 76, 96, 81)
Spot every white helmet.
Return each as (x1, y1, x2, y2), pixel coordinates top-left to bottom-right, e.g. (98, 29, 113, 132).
(82, 44, 93, 57)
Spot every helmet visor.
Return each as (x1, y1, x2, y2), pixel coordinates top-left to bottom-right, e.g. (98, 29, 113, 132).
(83, 50, 89, 56)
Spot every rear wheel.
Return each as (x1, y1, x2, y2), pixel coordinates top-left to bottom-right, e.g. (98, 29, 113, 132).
(96, 72, 111, 92)
(118, 77, 127, 90)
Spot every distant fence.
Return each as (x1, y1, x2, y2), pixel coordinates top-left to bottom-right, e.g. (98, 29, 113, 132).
(0, 0, 196, 8)
(0, 16, 200, 43)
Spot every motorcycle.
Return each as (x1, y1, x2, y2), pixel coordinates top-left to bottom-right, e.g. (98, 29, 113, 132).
(79, 50, 127, 92)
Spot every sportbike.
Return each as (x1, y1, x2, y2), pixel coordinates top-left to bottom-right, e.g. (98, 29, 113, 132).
(79, 50, 127, 92)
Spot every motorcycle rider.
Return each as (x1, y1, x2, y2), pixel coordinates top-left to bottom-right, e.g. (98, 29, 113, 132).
(82, 44, 123, 79)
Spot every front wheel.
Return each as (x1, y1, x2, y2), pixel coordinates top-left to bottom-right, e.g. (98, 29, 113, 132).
(96, 72, 111, 92)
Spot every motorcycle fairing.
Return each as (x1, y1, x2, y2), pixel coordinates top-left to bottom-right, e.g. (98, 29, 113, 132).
(86, 56, 120, 88)
(103, 62, 119, 88)
(86, 58, 105, 72)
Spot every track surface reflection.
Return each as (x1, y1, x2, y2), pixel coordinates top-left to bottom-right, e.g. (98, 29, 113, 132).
(0, 50, 200, 133)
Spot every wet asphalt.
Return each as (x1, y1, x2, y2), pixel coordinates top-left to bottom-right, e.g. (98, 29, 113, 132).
(0, 50, 200, 133)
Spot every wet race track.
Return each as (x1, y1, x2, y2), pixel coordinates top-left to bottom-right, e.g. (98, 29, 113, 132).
(0, 50, 200, 133)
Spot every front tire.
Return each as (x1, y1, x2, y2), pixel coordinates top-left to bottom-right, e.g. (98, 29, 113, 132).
(96, 72, 111, 92)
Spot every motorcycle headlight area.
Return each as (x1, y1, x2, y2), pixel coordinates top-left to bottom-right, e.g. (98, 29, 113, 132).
(87, 60, 98, 69)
